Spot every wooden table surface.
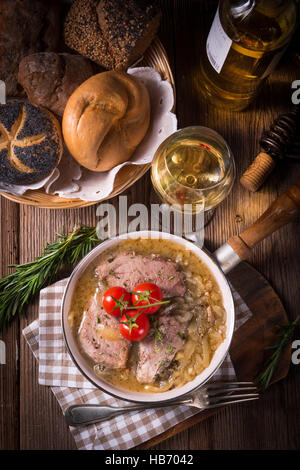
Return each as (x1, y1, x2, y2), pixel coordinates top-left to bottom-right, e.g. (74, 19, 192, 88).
(1, 0, 300, 450)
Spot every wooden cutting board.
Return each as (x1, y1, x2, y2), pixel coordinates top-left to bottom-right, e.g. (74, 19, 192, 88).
(137, 261, 291, 449)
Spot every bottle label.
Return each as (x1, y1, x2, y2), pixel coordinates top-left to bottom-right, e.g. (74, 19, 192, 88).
(206, 7, 232, 74)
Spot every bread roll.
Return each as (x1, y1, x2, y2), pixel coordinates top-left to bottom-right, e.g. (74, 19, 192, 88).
(18, 53, 97, 116)
(62, 71, 150, 172)
(0, 101, 63, 185)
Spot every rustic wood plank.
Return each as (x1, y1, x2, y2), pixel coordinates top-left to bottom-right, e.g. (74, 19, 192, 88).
(17, 178, 154, 449)
(0, 198, 19, 450)
(138, 261, 291, 449)
(1, 0, 299, 451)
(149, 0, 300, 451)
(19, 206, 97, 450)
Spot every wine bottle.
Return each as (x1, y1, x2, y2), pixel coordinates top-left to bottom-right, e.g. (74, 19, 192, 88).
(199, 0, 297, 111)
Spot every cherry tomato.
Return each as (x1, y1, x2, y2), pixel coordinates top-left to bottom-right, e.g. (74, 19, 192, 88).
(131, 282, 163, 314)
(119, 310, 150, 341)
(102, 286, 131, 317)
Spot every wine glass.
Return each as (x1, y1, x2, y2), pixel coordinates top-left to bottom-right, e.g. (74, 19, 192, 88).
(150, 126, 236, 227)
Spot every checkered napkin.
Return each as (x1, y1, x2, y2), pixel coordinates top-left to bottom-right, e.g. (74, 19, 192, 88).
(22, 279, 252, 450)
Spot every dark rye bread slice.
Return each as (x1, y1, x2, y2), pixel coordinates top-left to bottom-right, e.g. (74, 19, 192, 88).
(97, 0, 162, 69)
(0, 101, 63, 185)
(64, 0, 115, 70)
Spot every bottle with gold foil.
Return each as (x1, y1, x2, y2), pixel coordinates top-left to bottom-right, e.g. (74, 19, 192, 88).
(199, 0, 297, 111)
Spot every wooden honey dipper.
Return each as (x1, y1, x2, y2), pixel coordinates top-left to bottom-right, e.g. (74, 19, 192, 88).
(240, 106, 300, 192)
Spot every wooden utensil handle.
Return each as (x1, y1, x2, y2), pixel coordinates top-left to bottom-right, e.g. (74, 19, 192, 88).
(228, 178, 300, 260)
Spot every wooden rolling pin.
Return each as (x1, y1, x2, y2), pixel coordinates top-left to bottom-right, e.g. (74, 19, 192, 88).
(240, 107, 300, 192)
(228, 177, 300, 260)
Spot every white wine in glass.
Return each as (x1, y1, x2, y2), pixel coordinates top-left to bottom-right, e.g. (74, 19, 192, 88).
(151, 126, 235, 217)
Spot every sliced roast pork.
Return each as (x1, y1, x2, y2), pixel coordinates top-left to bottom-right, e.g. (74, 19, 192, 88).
(136, 310, 187, 384)
(78, 293, 130, 369)
(97, 252, 186, 298)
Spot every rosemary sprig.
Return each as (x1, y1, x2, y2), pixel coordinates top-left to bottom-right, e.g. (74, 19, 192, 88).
(254, 315, 300, 390)
(0, 225, 101, 331)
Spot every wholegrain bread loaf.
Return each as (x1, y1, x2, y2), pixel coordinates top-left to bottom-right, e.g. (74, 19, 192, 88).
(64, 0, 161, 70)
(0, 101, 63, 185)
(18, 53, 97, 117)
(64, 0, 114, 70)
(62, 71, 150, 172)
(97, 0, 161, 69)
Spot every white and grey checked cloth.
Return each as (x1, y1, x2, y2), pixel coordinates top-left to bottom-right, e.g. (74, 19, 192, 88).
(22, 278, 252, 450)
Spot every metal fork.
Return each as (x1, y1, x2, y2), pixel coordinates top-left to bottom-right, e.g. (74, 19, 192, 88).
(64, 382, 259, 427)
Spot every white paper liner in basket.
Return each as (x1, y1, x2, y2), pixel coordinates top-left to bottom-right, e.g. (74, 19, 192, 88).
(4, 67, 177, 202)
(0, 169, 57, 197)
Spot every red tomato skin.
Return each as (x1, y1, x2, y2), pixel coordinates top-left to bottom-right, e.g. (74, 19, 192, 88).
(119, 311, 150, 341)
(102, 286, 131, 317)
(131, 282, 163, 314)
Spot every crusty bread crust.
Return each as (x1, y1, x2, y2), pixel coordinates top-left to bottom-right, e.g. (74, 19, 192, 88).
(62, 71, 150, 172)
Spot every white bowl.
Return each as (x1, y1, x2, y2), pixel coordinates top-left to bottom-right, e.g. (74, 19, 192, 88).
(61, 231, 235, 403)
